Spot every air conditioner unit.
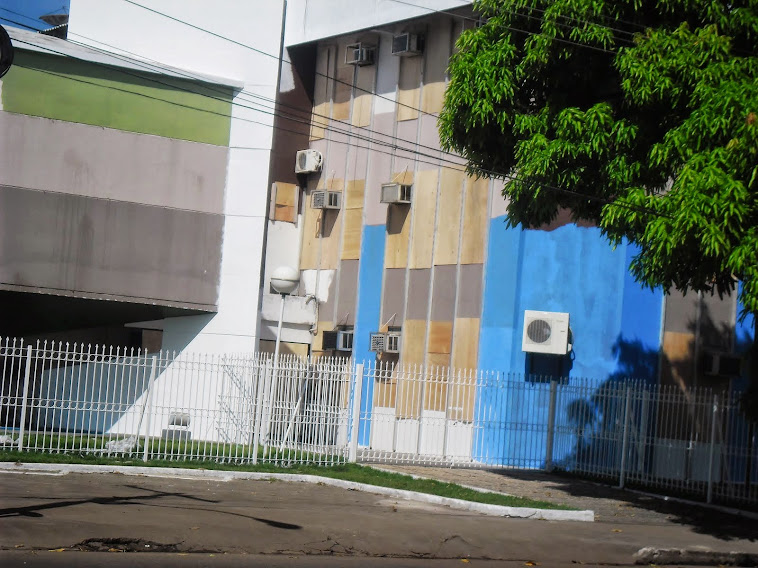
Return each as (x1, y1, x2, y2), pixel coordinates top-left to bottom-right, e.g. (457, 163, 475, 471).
(385, 332, 401, 353)
(381, 182, 412, 204)
(703, 351, 742, 376)
(295, 149, 323, 174)
(322, 330, 339, 351)
(345, 43, 375, 66)
(336, 331, 354, 352)
(522, 310, 570, 355)
(392, 33, 424, 56)
(369, 332, 386, 352)
(311, 190, 341, 210)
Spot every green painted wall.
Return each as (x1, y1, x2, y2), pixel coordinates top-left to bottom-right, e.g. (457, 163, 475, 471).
(2, 51, 233, 146)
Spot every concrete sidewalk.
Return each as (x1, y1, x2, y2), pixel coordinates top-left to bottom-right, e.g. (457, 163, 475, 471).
(372, 464, 758, 533)
(2, 463, 758, 566)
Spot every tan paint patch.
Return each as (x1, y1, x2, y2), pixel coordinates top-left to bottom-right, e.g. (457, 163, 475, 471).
(299, 197, 322, 270)
(421, 81, 446, 115)
(397, 56, 422, 122)
(401, 319, 427, 365)
(428, 321, 453, 354)
(341, 208, 363, 260)
(333, 54, 354, 122)
(319, 209, 343, 270)
(384, 205, 411, 269)
(661, 331, 695, 389)
(352, 64, 375, 127)
(273, 182, 298, 223)
(451, 317, 480, 370)
(433, 168, 464, 265)
(345, 179, 365, 209)
(310, 47, 333, 141)
(409, 170, 438, 269)
(461, 177, 489, 264)
(423, 355, 450, 412)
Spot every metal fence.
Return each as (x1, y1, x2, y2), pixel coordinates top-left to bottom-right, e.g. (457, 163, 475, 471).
(356, 362, 758, 506)
(1, 337, 756, 507)
(0, 338, 353, 465)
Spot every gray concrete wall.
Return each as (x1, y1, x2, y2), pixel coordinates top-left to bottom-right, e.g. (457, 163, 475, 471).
(0, 112, 228, 215)
(0, 185, 222, 311)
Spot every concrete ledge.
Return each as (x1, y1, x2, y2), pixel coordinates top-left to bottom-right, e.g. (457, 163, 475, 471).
(634, 547, 758, 566)
(0, 462, 594, 522)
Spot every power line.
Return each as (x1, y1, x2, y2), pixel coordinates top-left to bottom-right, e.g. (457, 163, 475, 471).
(12, 40, 664, 220)
(121, 0, 444, 119)
(7, 11, 668, 219)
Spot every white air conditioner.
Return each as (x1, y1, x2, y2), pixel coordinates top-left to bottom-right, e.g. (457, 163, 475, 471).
(336, 331, 354, 352)
(295, 149, 323, 174)
(345, 43, 375, 66)
(369, 332, 386, 352)
(312, 190, 341, 210)
(392, 33, 424, 56)
(703, 351, 742, 376)
(381, 182, 412, 204)
(385, 332, 401, 353)
(522, 310, 570, 355)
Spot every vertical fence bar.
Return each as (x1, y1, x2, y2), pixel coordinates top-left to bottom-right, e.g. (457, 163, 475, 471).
(544, 378, 558, 472)
(349, 363, 364, 463)
(16, 345, 33, 452)
(618, 385, 632, 489)
(707, 394, 718, 504)
(142, 355, 157, 463)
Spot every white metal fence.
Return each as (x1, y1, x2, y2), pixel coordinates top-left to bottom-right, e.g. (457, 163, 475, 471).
(0, 338, 352, 465)
(1, 337, 756, 506)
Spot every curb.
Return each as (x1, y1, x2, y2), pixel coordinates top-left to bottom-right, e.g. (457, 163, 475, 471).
(0, 462, 594, 522)
(634, 547, 758, 566)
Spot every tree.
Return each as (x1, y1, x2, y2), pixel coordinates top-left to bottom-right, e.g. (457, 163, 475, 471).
(439, 0, 758, 412)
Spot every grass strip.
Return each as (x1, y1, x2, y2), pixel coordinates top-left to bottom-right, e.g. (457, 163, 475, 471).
(0, 450, 573, 511)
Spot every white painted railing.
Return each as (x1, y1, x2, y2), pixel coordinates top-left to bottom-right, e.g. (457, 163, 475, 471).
(1, 337, 755, 506)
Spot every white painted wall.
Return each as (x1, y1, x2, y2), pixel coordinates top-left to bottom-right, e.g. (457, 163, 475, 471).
(285, 0, 472, 46)
(69, 0, 286, 354)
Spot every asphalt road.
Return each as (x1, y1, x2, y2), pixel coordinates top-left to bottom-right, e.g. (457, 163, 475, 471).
(1, 468, 757, 567)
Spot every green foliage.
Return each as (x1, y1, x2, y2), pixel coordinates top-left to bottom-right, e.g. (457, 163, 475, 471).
(440, 0, 758, 318)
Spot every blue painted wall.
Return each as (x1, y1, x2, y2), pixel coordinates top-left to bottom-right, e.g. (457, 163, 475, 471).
(475, 220, 664, 465)
(352, 225, 386, 445)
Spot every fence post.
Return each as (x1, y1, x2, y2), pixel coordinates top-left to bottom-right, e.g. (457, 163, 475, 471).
(142, 355, 157, 463)
(618, 385, 632, 489)
(545, 379, 558, 472)
(16, 345, 33, 452)
(707, 394, 718, 504)
(349, 363, 364, 463)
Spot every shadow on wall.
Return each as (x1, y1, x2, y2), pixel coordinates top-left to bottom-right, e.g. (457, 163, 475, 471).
(557, 306, 757, 489)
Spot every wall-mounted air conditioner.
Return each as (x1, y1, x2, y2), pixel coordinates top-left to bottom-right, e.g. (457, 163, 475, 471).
(336, 331, 354, 352)
(385, 332, 401, 353)
(703, 351, 742, 376)
(369, 332, 385, 352)
(323, 330, 354, 351)
(392, 33, 424, 56)
(369, 332, 401, 353)
(345, 43, 375, 66)
(311, 190, 341, 210)
(295, 149, 323, 174)
(522, 310, 570, 355)
(381, 182, 412, 204)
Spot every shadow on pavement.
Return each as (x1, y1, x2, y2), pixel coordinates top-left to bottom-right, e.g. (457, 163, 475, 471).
(0, 484, 302, 531)
(487, 468, 757, 542)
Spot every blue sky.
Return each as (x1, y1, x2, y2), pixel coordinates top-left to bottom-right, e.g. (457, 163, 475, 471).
(0, 0, 70, 31)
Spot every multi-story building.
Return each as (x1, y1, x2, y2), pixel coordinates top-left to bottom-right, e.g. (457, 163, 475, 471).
(1, 0, 286, 355)
(263, 0, 754, 392)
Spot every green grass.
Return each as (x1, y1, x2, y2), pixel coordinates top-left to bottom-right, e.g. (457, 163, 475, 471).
(0, 449, 573, 511)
